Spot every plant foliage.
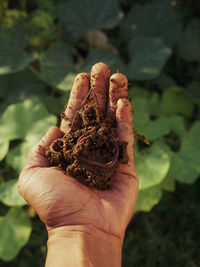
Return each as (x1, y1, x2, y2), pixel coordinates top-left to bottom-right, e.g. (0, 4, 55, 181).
(0, 0, 199, 264)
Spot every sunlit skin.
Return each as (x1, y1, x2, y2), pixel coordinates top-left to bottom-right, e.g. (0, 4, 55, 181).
(18, 62, 139, 267)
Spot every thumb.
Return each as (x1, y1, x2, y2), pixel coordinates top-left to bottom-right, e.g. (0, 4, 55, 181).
(22, 126, 63, 172)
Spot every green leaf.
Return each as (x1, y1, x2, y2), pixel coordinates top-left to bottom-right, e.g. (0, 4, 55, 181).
(0, 179, 26, 206)
(159, 175, 175, 192)
(0, 69, 44, 99)
(178, 19, 200, 62)
(169, 121, 200, 184)
(0, 98, 57, 143)
(170, 115, 186, 138)
(82, 48, 125, 74)
(30, 9, 54, 30)
(40, 43, 76, 90)
(0, 26, 36, 75)
(0, 69, 46, 115)
(139, 117, 171, 141)
(59, 0, 121, 43)
(6, 142, 32, 173)
(135, 185, 162, 212)
(44, 93, 70, 116)
(132, 97, 149, 129)
(132, 96, 171, 140)
(161, 86, 194, 117)
(0, 98, 57, 172)
(0, 141, 9, 161)
(135, 142, 170, 190)
(156, 74, 176, 90)
(186, 82, 200, 102)
(0, 207, 31, 261)
(120, 0, 181, 46)
(127, 37, 171, 80)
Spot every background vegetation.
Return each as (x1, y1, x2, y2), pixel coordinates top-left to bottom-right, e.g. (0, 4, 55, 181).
(0, 0, 199, 266)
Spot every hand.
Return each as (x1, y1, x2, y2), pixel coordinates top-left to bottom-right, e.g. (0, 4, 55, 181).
(18, 62, 138, 266)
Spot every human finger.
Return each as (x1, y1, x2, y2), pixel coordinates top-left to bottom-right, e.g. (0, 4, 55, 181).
(60, 73, 90, 133)
(89, 62, 110, 112)
(108, 73, 128, 118)
(116, 98, 134, 163)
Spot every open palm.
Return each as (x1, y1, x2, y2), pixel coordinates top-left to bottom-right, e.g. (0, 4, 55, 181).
(18, 62, 138, 241)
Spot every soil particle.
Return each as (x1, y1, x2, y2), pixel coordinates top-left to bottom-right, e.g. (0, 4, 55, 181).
(46, 101, 129, 190)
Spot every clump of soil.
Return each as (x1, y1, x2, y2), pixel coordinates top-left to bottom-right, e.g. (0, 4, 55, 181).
(46, 102, 129, 190)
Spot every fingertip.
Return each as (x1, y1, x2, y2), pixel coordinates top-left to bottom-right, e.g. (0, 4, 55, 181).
(110, 73, 128, 89)
(61, 72, 90, 133)
(108, 73, 128, 118)
(90, 62, 110, 111)
(91, 62, 110, 77)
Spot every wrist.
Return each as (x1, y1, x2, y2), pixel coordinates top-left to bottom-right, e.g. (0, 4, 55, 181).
(46, 224, 123, 267)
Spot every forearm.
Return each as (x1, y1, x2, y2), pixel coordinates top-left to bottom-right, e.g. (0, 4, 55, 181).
(45, 225, 122, 267)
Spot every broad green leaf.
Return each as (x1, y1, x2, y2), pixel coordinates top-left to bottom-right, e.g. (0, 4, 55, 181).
(186, 82, 200, 102)
(0, 69, 46, 115)
(0, 207, 31, 261)
(120, 0, 181, 46)
(0, 98, 57, 143)
(128, 86, 150, 99)
(159, 175, 175, 192)
(0, 26, 36, 75)
(133, 96, 171, 140)
(139, 117, 171, 141)
(135, 185, 162, 212)
(0, 98, 57, 172)
(30, 10, 54, 30)
(40, 43, 76, 90)
(0, 69, 44, 99)
(178, 19, 200, 62)
(136, 142, 170, 190)
(161, 86, 194, 117)
(169, 122, 200, 184)
(156, 74, 176, 90)
(0, 141, 9, 161)
(82, 48, 125, 74)
(44, 93, 70, 116)
(170, 115, 186, 138)
(6, 142, 32, 173)
(0, 179, 26, 206)
(59, 0, 121, 43)
(132, 97, 149, 129)
(127, 37, 171, 80)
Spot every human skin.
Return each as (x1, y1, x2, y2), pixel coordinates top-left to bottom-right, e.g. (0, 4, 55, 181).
(18, 62, 139, 267)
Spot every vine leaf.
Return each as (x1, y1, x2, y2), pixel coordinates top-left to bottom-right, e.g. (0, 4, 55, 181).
(0, 69, 46, 115)
(169, 122, 200, 184)
(178, 19, 200, 62)
(0, 207, 32, 261)
(0, 26, 36, 75)
(59, 0, 121, 43)
(0, 98, 57, 173)
(0, 178, 26, 206)
(120, 0, 181, 47)
(0, 141, 9, 162)
(135, 185, 162, 212)
(135, 142, 170, 190)
(161, 86, 194, 117)
(39, 43, 76, 90)
(127, 37, 171, 80)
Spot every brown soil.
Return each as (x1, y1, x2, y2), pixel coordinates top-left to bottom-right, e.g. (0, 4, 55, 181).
(46, 102, 129, 190)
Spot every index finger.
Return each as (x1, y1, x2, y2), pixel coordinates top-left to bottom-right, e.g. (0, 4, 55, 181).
(60, 73, 90, 133)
